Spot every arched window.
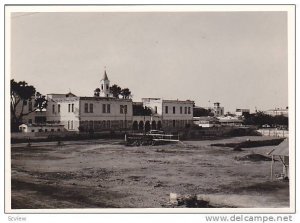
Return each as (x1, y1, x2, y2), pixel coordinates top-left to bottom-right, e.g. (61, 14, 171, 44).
(138, 121, 144, 131)
(132, 121, 138, 130)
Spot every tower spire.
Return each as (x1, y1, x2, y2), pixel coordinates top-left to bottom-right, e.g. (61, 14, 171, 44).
(103, 67, 109, 81)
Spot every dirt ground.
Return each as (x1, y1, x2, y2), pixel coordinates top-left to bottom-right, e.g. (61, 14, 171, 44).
(11, 136, 289, 209)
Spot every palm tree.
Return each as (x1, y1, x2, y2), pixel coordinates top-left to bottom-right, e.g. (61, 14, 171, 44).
(94, 88, 100, 97)
(110, 84, 122, 98)
(120, 88, 131, 99)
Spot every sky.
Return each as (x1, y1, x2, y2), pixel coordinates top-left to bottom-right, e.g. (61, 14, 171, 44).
(10, 11, 288, 113)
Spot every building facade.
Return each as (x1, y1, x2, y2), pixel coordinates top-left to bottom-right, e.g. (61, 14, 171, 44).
(46, 95, 133, 132)
(211, 102, 224, 117)
(141, 98, 194, 130)
(15, 71, 194, 133)
(264, 108, 288, 117)
(235, 108, 250, 117)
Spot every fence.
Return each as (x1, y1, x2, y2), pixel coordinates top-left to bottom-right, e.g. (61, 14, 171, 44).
(257, 128, 289, 138)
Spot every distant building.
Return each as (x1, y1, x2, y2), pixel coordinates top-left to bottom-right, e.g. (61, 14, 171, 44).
(235, 108, 250, 117)
(193, 116, 220, 128)
(206, 102, 224, 117)
(264, 107, 288, 117)
(218, 116, 243, 126)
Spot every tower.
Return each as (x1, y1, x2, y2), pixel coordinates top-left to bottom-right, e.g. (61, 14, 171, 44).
(99, 69, 111, 97)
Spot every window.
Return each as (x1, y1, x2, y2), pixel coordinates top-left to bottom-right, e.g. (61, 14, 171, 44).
(101, 84, 103, 90)
(107, 120, 111, 128)
(57, 129, 61, 132)
(107, 104, 111, 113)
(28, 101, 32, 112)
(58, 104, 60, 113)
(102, 104, 106, 113)
(106, 84, 109, 90)
(180, 107, 182, 114)
(184, 107, 187, 114)
(45, 129, 48, 132)
(173, 106, 176, 114)
(188, 107, 191, 114)
(173, 120, 176, 127)
(165, 106, 168, 114)
(154, 106, 157, 114)
(68, 121, 70, 130)
(52, 104, 55, 114)
(120, 105, 127, 114)
(71, 120, 73, 130)
(89, 103, 93, 113)
(84, 103, 89, 113)
(28, 119, 32, 124)
(68, 104, 71, 112)
(51, 129, 54, 132)
(72, 104, 74, 112)
(31, 129, 35, 132)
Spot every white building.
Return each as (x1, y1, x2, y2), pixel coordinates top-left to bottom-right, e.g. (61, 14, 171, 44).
(235, 108, 250, 117)
(141, 98, 194, 129)
(16, 70, 195, 133)
(205, 102, 224, 117)
(46, 71, 134, 132)
(264, 108, 288, 117)
(46, 94, 133, 132)
(212, 102, 224, 117)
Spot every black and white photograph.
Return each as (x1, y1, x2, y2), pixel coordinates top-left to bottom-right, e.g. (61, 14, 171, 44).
(5, 5, 295, 214)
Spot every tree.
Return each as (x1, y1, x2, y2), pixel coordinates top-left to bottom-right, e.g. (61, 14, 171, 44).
(120, 88, 132, 99)
(94, 88, 100, 97)
(11, 79, 48, 131)
(193, 107, 214, 117)
(133, 104, 152, 116)
(110, 84, 122, 98)
(243, 112, 288, 127)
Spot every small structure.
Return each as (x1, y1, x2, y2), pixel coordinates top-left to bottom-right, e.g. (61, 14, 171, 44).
(264, 107, 288, 117)
(19, 123, 65, 133)
(208, 102, 224, 117)
(269, 139, 289, 180)
(193, 116, 220, 128)
(126, 131, 179, 146)
(218, 116, 243, 126)
(235, 108, 250, 117)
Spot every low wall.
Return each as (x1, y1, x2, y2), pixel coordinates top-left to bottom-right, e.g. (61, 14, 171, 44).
(11, 131, 75, 139)
(257, 128, 289, 138)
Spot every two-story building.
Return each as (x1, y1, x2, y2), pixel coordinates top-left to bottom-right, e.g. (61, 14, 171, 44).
(141, 98, 194, 130)
(46, 72, 133, 132)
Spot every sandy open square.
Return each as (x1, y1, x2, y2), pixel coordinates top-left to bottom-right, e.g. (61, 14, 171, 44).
(11, 136, 289, 209)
